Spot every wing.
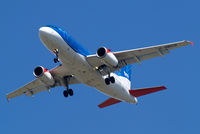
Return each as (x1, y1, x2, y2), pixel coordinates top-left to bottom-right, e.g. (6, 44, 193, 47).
(6, 65, 80, 101)
(86, 40, 192, 70)
(6, 79, 44, 100)
(49, 65, 80, 85)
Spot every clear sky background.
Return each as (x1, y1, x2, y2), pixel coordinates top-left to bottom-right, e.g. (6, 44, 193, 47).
(0, 0, 199, 134)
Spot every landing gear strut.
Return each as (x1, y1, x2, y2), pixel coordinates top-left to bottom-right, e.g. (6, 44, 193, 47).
(63, 76, 74, 98)
(98, 65, 115, 85)
(53, 49, 59, 63)
(105, 73, 115, 85)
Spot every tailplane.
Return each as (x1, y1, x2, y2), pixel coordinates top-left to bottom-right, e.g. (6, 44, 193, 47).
(98, 86, 166, 108)
(98, 98, 121, 108)
(129, 86, 166, 97)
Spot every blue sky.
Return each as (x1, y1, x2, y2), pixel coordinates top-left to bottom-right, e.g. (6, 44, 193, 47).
(0, 0, 199, 134)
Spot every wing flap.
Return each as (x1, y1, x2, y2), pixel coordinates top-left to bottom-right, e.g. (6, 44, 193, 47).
(129, 86, 167, 97)
(6, 79, 43, 100)
(25, 86, 49, 96)
(98, 97, 121, 108)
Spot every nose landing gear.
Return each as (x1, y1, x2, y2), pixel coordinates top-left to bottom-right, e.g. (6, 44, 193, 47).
(53, 49, 59, 63)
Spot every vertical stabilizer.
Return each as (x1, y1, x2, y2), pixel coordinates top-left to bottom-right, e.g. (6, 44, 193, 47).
(117, 65, 132, 89)
(117, 65, 132, 81)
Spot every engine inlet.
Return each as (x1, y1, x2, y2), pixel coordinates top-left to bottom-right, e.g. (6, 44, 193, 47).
(33, 66, 44, 77)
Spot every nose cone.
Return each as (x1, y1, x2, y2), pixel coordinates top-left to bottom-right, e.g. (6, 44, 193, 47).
(39, 26, 62, 50)
(39, 26, 56, 45)
(39, 27, 50, 39)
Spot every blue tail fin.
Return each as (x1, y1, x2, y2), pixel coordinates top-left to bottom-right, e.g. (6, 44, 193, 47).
(117, 65, 132, 81)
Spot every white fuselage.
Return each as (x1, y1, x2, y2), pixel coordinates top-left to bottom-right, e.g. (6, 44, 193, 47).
(39, 27, 137, 104)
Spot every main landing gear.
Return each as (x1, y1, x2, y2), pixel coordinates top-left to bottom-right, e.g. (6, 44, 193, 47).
(63, 89, 73, 97)
(63, 76, 74, 98)
(105, 73, 115, 85)
(53, 49, 59, 63)
(98, 65, 115, 85)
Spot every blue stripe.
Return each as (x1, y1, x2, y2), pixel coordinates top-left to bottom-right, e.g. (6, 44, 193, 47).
(46, 25, 90, 56)
(117, 65, 132, 81)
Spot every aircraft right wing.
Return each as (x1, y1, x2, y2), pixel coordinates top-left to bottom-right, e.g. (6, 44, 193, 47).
(113, 40, 192, 65)
(6, 65, 80, 101)
(86, 40, 192, 71)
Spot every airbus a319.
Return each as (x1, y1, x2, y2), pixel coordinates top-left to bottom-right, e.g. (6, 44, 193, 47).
(6, 25, 192, 108)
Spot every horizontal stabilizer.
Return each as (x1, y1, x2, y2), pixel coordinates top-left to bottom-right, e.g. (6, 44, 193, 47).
(129, 86, 167, 97)
(98, 97, 121, 108)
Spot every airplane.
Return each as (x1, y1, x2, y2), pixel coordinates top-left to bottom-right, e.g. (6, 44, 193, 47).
(6, 25, 192, 108)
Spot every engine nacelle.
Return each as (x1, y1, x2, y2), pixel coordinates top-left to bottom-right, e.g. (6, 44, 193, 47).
(33, 66, 55, 87)
(97, 47, 118, 67)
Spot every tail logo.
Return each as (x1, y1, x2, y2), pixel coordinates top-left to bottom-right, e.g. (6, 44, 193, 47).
(117, 65, 132, 81)
(124, 71, 129, 78)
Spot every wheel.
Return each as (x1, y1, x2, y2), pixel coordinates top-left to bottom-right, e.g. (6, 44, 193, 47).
(54, 58, 59, 63)
(68, 89, 73, 96)
(105, 78, 110, 85)
(63, 90, 68, 97)
(110, 76, 115, 83)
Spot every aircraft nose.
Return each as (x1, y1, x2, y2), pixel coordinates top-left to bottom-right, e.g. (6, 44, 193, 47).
(39, 27, 50, 38)
(39, 26, 55, 44)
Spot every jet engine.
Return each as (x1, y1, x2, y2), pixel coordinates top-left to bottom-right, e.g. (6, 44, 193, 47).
(33, 66, 55, 86)
(97, 47, 118, 67)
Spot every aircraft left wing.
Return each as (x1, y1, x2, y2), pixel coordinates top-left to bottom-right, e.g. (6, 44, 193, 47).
(86, 40, 192, 71)
(6, 79, 45, 100)
(6, 65, 80, 101)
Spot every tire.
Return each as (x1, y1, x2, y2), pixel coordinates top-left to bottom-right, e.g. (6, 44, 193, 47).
(110, 76, 115, 83)
(63, 90, 68, 97)
(105, 78, 110, 85)
(68, 89, 73, 96)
